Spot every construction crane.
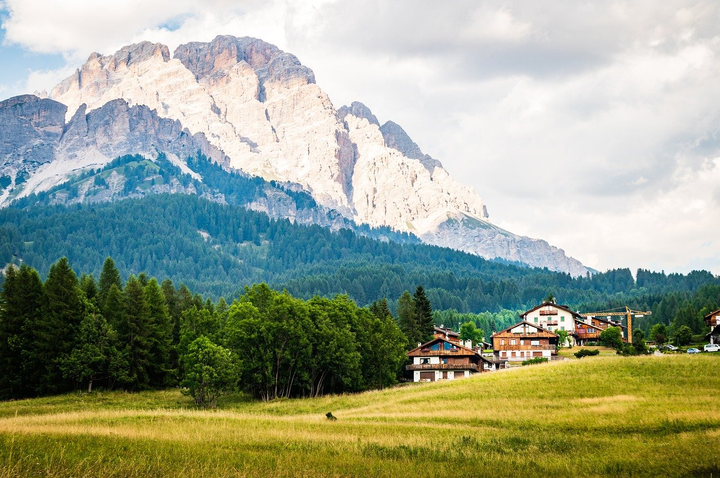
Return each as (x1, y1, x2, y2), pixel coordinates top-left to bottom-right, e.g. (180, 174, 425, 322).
(579, 307, 652, 344)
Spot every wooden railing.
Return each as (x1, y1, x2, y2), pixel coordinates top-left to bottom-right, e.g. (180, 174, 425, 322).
(406, 363, 479, 371)
(494, 345, 553, 351)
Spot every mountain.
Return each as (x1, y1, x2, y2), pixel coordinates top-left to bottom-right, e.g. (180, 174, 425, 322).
(0, 35, 588, 276)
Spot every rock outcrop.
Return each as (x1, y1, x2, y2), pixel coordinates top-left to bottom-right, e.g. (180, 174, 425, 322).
(0, 35, 590, 275)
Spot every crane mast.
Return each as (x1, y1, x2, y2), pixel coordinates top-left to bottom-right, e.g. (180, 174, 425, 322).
(579, 307, 652, 344)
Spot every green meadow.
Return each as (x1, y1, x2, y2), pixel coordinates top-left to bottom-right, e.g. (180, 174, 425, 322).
(1, 355, 719, 477)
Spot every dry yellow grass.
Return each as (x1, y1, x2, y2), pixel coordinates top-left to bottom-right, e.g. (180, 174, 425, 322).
(1, 355, 719, 477)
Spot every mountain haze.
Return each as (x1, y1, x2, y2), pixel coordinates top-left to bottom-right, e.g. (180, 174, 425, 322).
(1, 35, 588, 276)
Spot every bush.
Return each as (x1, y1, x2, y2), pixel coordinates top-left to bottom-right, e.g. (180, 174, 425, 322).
(574, 348, 600, 359)
(521, 357, 548, 366)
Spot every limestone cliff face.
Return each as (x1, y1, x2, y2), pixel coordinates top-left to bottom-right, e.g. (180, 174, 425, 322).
(3, 35, 590, 275)
(0, 95, 67, 203)
(0, 95, 225, 201)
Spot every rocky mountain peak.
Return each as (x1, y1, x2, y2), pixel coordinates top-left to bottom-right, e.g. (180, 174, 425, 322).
(10, 35, 590, 276)
(379, 120, 444, 173)
(338, 101, 379, 126)
(174, 35, 314, 89)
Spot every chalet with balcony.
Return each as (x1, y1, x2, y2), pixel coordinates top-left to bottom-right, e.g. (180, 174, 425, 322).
(521, 302, 583, 344)
(573, 319, 604, 345)
(705, 308, 720, 344)
(406, 337, 489, 382)
(492, 321, 558, 362)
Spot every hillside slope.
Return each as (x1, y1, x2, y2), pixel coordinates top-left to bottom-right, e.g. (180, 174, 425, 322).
(0, 36, 589, 276)
(0, 356, 718, 477)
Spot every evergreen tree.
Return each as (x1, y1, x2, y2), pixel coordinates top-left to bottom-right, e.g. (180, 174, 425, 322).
(414, 285, 435, 343)
(79, 273, 99, 305)
(61, 305, 125, 392)
(369, 298, 393, 321)
(397, 291, 418, 348)
(119, 275, 153, 389)
(37, 257, 85, 394)
(144, 278, 174, 386)
(98, 257, 122, 307)
(0, 264, 44, 398)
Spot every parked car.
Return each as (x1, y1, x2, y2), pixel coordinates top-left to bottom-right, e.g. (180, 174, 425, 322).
(687, 348, 700, 354)
(663, 344, 678, 351)
(703, 343, 720, 353)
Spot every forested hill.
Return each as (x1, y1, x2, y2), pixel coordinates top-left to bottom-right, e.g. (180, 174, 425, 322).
(1, 193, 717, 317)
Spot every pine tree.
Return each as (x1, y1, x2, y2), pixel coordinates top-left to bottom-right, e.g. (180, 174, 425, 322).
(397, 291, 418, 348)
(98, 257, 122, 307)
(38, 257, 85, 394)
(119, 275, 152, 389)
(370, 298, 393, 321)
(414, 285, 435, 343)
(144, 278, 174, 386)
(0, 264, 44, 398)
(79, 273, 99, 305)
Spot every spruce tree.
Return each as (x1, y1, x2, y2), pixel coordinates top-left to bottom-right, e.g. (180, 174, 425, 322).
(370, 298, 393, 321)
(119, 275, 152, 389)
(144, 278, 174, 386)
(0, 265, 44, 397)
(98, 257, 122, 307)
(397, 291, 418, 348)
(414, 285, 435, 343)
(79, 273, 99, 304)
(38, 257, 85, 394)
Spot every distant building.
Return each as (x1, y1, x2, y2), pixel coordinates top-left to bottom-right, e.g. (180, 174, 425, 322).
(704, 308, 720, 344)
(406, 336, 491, 382)
(520, 302, 583, 343)
(491, 321, 558, 362)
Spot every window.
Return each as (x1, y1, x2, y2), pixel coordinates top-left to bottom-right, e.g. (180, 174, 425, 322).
(534, 317, 538, 323)
(444, 342, 452, 351)
(531, 340, 539, 346)
(510, 339, 516, 345)
(501, 339, 505, 345)
(520, 340, 524, 346)
(443, 358, 448, 364)
(420, 358, 430, 364)
(561, 317, 565, 322)
(430, 343, 439, 351)
(560, 326, 565, 331)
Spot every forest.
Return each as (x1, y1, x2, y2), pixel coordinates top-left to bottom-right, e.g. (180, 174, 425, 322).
(0, 257, 416, 404)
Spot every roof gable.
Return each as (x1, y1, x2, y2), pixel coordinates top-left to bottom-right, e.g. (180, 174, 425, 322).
(407, 337, 478, 356)
(704, 308, 720, 320)
(521, 302, 582, 319)
(492, 320, 557, 337)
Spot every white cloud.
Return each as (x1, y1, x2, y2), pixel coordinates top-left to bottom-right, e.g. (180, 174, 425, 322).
(2, 0, 720, 274)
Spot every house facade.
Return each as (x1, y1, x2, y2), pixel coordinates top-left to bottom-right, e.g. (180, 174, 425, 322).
(406, 337, 486, 382)
(705, 308, 720, 344)
(491, 321, 558, 362)
(521, 302, 581, 333)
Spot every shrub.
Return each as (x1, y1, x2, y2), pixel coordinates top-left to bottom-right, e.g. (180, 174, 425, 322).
(521, 357, 548, 366)
(574, 348, 600, 359)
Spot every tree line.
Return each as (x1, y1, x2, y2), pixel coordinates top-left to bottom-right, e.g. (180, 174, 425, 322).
(2, 194, 718, 315)
(0, 257, 409, 405)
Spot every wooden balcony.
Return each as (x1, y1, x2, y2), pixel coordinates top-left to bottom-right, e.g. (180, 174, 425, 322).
(495, 345, 554, 351)
(406, 363, 479, 371)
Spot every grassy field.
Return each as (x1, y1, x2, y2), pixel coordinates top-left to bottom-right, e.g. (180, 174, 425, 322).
(1, 355, 719, 477)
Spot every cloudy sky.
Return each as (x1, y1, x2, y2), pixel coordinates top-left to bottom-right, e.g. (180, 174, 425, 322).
(1, 0, 719, 275)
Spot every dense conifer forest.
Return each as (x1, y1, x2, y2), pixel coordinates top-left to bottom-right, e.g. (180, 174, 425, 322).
(0, 258, 408, 401)
(1, 192, 719, 340)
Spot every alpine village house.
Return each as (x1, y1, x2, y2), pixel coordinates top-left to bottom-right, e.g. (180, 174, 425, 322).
(705, 308, 720, 344)
(406, 327, 495, 382)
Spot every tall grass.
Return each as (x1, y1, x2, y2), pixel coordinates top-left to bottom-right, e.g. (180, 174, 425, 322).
(1, 355, 719, 477)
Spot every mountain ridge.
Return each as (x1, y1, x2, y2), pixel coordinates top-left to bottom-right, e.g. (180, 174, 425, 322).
(0, 35, 590, 276)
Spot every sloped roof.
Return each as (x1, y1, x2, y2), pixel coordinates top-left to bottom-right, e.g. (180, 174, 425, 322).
(521, 301, 583, 319)
(407, 337, 479, 357)
(491, 320, 557, 338)
(704, 308, 720, 320)
(434, 326, 460, 337)
(588, 316, 626, 329)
